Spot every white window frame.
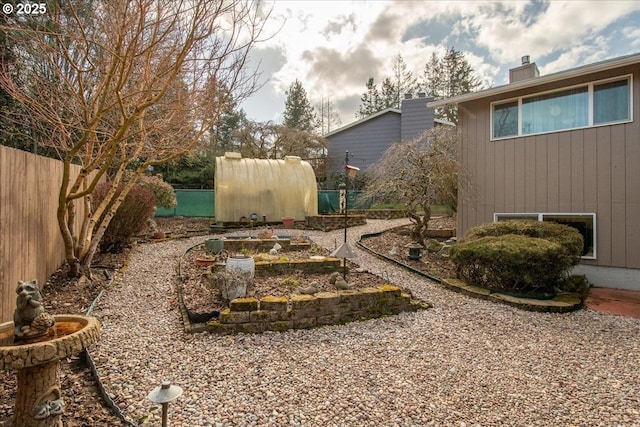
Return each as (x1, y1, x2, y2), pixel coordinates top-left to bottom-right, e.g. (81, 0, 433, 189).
(490, 75, 632, 140)
(493, 213, 597, 260)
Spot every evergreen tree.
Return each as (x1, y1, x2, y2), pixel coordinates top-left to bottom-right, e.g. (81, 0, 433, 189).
(356, 55, 418, 117)
(283, 79, 316, 132)
(355, 77, 382, 118)
(391, 54, 418, 108)
(380, 77, 397, 110)
(0, 14, 29, 151)
(211, 105, 249, 155)
(422, 47, 482, 124)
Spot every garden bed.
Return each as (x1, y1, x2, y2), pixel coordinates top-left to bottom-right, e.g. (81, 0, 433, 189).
(359, 220, 457, 280)
(179, 242, 420, 325)
(358, 219, 586, 313)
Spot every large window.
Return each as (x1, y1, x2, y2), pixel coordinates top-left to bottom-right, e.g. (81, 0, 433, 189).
(491, 76, 631, 139)
(522, 87, 588, 134)
(493, 101, 518, 138)
(594, 79, 630, 124)
(493, 213, 596, 259)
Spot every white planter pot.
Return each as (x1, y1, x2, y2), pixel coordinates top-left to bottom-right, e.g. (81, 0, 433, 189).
(225, 256, 255, 279)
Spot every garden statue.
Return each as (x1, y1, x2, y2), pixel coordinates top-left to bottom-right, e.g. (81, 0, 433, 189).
(14, 280, 55, 340)
(389, 243, 399, 256)
(329, 272, 351, 290)
(298, 282, 319, 295)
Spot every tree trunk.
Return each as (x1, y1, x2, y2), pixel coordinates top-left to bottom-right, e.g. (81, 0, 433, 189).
(14, 361, 63, 427)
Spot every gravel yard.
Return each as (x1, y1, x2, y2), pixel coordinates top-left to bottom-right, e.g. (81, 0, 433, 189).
(3, 218, 638, 426)
(84, 218, 640, 427)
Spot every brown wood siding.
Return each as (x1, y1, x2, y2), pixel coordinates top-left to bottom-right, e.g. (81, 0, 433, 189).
(458, 64, 640, 269)
(0, 146, 96, 323)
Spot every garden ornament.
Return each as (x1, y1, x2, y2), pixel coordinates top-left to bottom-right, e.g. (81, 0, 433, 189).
(389, 243, 399, 256)
(14, 280, 55, 339)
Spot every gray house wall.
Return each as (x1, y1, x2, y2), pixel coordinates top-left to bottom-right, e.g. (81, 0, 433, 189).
(326, 112, 400, 177)
(326, 95, 435, 180)
(401, 96, 435, 141)
(456, 63, 640, 289)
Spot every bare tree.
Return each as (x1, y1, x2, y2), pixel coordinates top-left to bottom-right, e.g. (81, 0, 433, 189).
(268, 124, 327, 159)
(362, 126, 468, 245)
(315, 97, 341, 135)
(0, 0, 271, 277)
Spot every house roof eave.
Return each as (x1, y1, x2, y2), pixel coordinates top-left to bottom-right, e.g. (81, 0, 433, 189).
(324, 107, 401, 137)
(428, 51, 640, 108)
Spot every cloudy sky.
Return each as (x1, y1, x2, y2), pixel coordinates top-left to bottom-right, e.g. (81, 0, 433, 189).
(240, 0, 640, 128)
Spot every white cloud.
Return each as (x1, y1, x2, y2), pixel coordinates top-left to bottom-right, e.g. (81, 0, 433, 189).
(241, 0, 640, 125)
(473, 1, 640, 63)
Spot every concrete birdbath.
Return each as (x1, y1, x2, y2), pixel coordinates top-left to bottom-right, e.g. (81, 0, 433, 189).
(0, 280, 100, 427)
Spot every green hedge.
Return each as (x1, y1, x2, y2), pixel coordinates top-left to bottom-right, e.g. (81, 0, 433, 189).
(450, 234, 567, 295)
(450, 220, 584, 296)
(465, 220, 583, 267)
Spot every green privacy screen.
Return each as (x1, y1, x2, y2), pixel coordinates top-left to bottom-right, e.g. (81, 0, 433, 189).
(155, 190, 370, 218)
(155, 190, 215, 217)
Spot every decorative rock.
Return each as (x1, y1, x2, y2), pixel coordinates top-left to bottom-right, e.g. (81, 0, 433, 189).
(424, 239, 443, 253)
(328, 271, 341, 285)
(299, 282, 319, 295)
(53, 221, 640, 427)
(334, 276, 351, 290)
(436, 244, 452, 256)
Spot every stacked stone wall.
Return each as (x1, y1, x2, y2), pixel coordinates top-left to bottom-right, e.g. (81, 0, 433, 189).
(305, 215, 367, 232)
(352, 209, 406, 220)
(202, 285, 430, 334)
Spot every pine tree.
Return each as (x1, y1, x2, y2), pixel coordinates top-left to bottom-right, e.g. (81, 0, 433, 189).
(283, 79, 316, 132)
(380, 77, 397, 109)
(356, 55, 418, 117)
(391, 54, 418, 108)
(422, 47, 482, 124)
(355, 77, 382, 118)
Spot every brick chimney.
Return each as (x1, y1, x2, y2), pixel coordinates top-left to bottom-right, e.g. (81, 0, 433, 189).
(509, 55, 539, 83)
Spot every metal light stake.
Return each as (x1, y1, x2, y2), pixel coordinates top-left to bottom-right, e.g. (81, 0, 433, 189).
(334, 151, 360, 279)
(148, 380, 183, 427)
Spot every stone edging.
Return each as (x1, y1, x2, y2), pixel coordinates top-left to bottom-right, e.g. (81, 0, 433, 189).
(440, 279, 582, 313)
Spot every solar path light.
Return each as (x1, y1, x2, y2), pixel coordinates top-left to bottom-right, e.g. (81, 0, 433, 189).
(147, 380, 183, 427)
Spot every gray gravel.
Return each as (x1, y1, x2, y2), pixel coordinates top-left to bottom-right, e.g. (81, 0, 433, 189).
(90, 219, 640, 427)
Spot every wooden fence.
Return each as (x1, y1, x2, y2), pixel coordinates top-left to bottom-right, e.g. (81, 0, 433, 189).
(0, 146, 92, 323)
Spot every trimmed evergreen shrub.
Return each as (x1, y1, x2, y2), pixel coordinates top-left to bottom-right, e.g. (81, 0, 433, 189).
(94, 182, 156, 252)
(449, 234, 567, 295)
(465, 220, 584, 267)
(450, 220, 585, 296)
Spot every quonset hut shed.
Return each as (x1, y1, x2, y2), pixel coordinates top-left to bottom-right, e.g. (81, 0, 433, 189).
(214, 152, 318, 223)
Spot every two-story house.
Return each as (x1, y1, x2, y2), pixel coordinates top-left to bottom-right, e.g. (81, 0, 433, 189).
(429, 53, 640, 290)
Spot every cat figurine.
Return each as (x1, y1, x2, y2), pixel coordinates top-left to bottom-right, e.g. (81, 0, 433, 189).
(14, 280, 46, 337)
